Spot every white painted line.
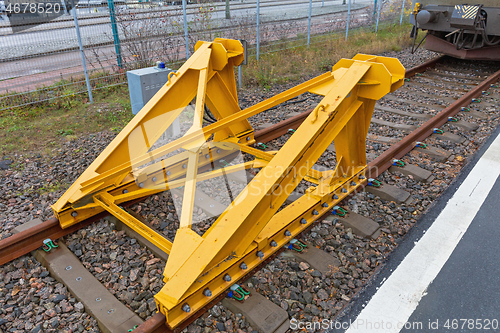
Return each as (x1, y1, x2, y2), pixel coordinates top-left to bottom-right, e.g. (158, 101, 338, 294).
(344, 132, 500, 333)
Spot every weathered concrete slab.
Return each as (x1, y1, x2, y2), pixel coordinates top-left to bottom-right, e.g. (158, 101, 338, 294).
(414, 144, 452, 162)
(365, 182, 413, 204)
(325, 212, 381, 239)
(283, 245, 340, 275)
(375, 105, 433, 121)
(448, 120, 479, 131)
(371, 118, 418, 131)
(432, 131, 465, 144)
(222, 288, 290, 333)
(389, 163, 435, 183)
(13, 220, 144, 333)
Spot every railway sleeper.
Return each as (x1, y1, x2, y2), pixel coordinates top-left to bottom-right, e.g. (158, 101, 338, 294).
(389, 163, 435, 183)
(282, 243, 341, 275)
(432, 131, 467, 144)
(381, 94, 446, 110)
(170, 188, 227, 218)
(325, 212, 381, 240)
(371, 118, 418, 132)
(423, 71, 484, 82)
(367, 134, 398, 144)
(107, 215, 170, 262)
(13, 219, 144, 333)
(413, 144, 453, 162)
(222, 286, 290, 333)
(398, 89, 458, 104)
(446, 119, 479, 132)
(463, 109, 490, 119)
(374, 105, 433, 121)
(364, 182, 414, 205)
(415, 74, 477, 88)
(411, 77, 473, 91)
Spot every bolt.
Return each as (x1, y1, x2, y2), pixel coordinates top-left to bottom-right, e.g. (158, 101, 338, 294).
(351, 181, 356, 186)
(300, 218, 307, 224)
(224, 274, 231, 282)
(284, 230, 292, 237)
(76, 277, 82, 281)
(166, 171, 171, 176)
(312, 210, 319, 215)
(108, 309, 114, 314)
(96, 298, 101, 302)
(182, 164, 187, 169)
(182, 304, 191, 313)
(65, 266, 72, 271)
(240, 262, 247, 270)
(333, 194, 339, 199)
(123, 189, 129, 194)
(139, 182, 144, 188)
(359, 175, 365, 180)
(204, 288, 212, 297)
(246, 136, 251, 141)
(322, 203, 329, 207)
(152, 176, 157, 182)
(341, 188, 347, 193)
(270, 240, 278, 247)
(205, 154, 210, 159)
(71, 211, 78, 217)
(217, 149, 221, 154)
(257, 251, 264, 258)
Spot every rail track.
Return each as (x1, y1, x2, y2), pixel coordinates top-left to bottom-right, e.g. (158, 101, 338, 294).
(1, 54, 500, 333)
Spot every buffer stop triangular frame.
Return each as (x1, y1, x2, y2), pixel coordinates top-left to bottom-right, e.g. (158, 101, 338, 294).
(52, 38, 404, 329)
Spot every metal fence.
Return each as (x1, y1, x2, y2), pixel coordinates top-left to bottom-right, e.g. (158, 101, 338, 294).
(0, 0, 411, 110)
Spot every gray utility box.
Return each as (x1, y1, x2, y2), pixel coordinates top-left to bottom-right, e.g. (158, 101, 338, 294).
(126, 66, 181, 138)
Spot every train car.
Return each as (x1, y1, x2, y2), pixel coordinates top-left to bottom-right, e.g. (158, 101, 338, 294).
(410, 0, 500, 60)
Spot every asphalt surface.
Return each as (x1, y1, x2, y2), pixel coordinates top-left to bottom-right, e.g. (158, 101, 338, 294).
(328, 123, 500, 333)
(401, 175, 500, 332)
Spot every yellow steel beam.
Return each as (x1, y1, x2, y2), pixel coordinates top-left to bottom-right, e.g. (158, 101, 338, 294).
(53, 71, 333, 221)
(94, 192, 172, 254)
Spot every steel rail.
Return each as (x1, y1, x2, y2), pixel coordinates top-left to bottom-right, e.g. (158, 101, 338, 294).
(9, 55, 500, 333)
(0, 198, 142, 266)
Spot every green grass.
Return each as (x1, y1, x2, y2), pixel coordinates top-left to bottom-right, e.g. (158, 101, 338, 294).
(0, 85, 134, 157)
(0, 21, 419, 158)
